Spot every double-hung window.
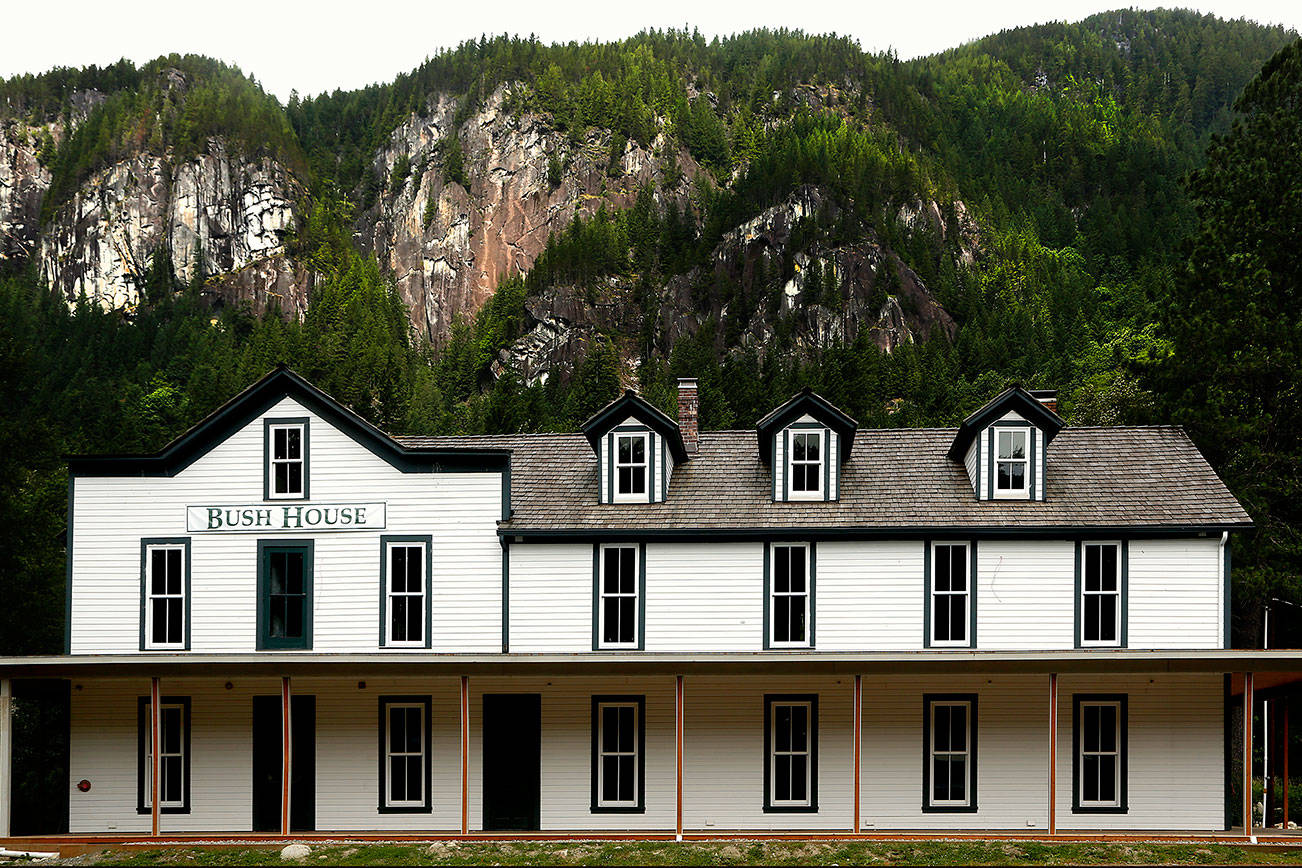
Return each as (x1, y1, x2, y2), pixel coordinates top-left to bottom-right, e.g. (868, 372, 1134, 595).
(923, 694, 977, 811)
(995, 427, 1029, 495)
(928, 542, 972, 647)
(1080, 542, 1123, 646)
(614, 432, 648, 501)
(768, 543, 812, 648)
(137, 696, 190, 814)
(142, 539, 189, 650)
(379, 697, 431, 812)
(764, 695, 817, 811)
(596, 544, 640, 649)
(1073, 695, 1126, 812)
(788, 430, 824, 498)
(266, 419, 308, 500)
(257, 540, 313, 650)
(382, 537, 430, 648)
(591, 696, 645, 812)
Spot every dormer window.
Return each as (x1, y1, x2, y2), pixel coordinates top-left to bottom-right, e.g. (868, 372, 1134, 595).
(995, 428, 1029, 496)
(264, 418, 309, 500)
(614, 433, 648, 502)
(788, 431, 824, 499)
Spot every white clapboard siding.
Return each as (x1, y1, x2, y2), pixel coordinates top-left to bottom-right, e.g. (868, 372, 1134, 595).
(69, 677, 283, 833)
(508, 545, 593, 652)
(964, 438, 980, 495)
(466, 676, 677, 831)
(773, 428, 785, 501)
(817, 542, 924, 651)
(859, 675, 1049, 830)
(1128, 539, 1222, 649)
(301, 676, 462, 830)
(70, 396, 503, 655)
(827, 429, 839, 501)
(1055, 674, 1223, 830)
(643, 543, 764, 652)
(977, 541, 1075, 650)
(683, 676, 853, 830)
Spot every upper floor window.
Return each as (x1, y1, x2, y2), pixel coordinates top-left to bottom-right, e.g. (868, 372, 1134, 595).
(382, 536, 431, 648)
(265, 419, 309, 500)
(995, 427, 1029, 495)
(141, 539, 189, 651)
(594, 544, 643, 650)
(614, 432, 648, 502)
(767, 543, 812, 649)
(923, 694, 977, 811)
(764, 694, 817, 812)
(928, 542, 973, 648)
(1079, 542, 1124, 648)
(1073, 694, 1127, 813)
(788, 430, 824, 499)
(592, 695, 645, 812)
(257, 540, 313, 650)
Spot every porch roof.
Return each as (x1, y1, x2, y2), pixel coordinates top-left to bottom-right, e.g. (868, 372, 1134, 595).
(2, 649, 1301, 679)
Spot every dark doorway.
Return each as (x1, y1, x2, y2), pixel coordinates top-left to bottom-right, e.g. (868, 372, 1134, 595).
(251, 694, 315, 832)
(482, 693, 541, 831)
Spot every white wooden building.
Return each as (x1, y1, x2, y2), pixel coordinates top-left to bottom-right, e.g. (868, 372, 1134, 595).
(0, 366, 1292, 840)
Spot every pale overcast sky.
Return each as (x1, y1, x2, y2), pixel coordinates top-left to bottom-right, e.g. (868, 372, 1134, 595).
(3, 0, 1299, 102)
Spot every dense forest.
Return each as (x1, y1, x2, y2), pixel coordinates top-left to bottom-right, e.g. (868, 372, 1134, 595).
(1, 10, 1301, 666)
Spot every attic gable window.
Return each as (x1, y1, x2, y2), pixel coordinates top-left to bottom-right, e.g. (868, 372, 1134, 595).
(265, 418, 309, 500)
(614, 433, 648, 502)
(995, 428, 1029, 495)
(788, 430, 824, 499)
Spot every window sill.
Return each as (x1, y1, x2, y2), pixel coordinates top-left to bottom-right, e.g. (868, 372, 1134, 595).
(763, 803, 819, 813)
(1072, 804, 1127, 814)
(137, 806, 190, 815)
(921, 804, 978, 813)
(378, 804, 433, 814)
(591, 804, 646, 814)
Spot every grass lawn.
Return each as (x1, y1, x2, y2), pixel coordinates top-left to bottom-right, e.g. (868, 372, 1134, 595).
(48, 840, 1302, 866)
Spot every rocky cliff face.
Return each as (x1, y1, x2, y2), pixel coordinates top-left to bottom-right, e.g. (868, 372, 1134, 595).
(361, 84, 698, 344)
(0, 120, 54, 263)
(39, 139, 303, 313)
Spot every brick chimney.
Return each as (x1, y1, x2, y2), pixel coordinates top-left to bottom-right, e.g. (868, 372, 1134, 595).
(1029, 389, 1059, 414)
(677, 378, 699, 454)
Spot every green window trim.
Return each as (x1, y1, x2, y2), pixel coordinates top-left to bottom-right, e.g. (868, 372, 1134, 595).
(762, 542, 816, 650)
(263, 417, 310, 501)
(378, 535, 434, 649)
(923, 540, 978, 649)
(256, 539, 314, 650)
(377, 695, 433, 814)
(592, 543, 646, 651)
(590, 694, 647, 813)
(1074, 540, 1129, 649)
(763, 693, 819, 813)
(139, 537, 191, 652)
(922, 693, 978, 813)
(136, 695, 192, 815)
(1071, 693, 1128, 814)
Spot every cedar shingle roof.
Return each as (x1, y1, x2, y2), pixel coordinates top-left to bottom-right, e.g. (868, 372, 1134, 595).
(395, 426, 1250, 532)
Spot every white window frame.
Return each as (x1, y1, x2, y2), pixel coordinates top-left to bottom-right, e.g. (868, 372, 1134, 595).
(268, 422, 306, 499)
(383, 702, 427, 809)
(928, 699, 972, 808)
(768, 699, 813, 808)
(597, 543, 639, 649)
(769, 543, 811, 649)
(929, 541, 970, 647)
(787, 429, 825, 500)
(143, 702, 186, 809)
(613, 432, 649, 503)
(993, 426, 1030, 498)
(385, 541, 427, 647)
(1081, 541, 1122, 647)
(595, 701, 640, 808)
(1078, 699, 1122, 808)
(144, 543, 186, 650)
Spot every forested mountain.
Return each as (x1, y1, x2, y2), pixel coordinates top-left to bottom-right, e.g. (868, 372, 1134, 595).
(0, 9, 1299, 655)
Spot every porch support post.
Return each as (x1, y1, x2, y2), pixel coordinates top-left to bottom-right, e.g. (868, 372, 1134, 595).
(1245, 671, 1255, 839)
(1048, 672, 1058, 835)
(280, 676, 292, 837)
(852, 674, 861, 834)
(460, 675, 469, 836)
(675, 674, 684, 842)
(1285, 700, 1290, 830)
(0, 679, 12, 838)
(150, 676, 161, 837)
